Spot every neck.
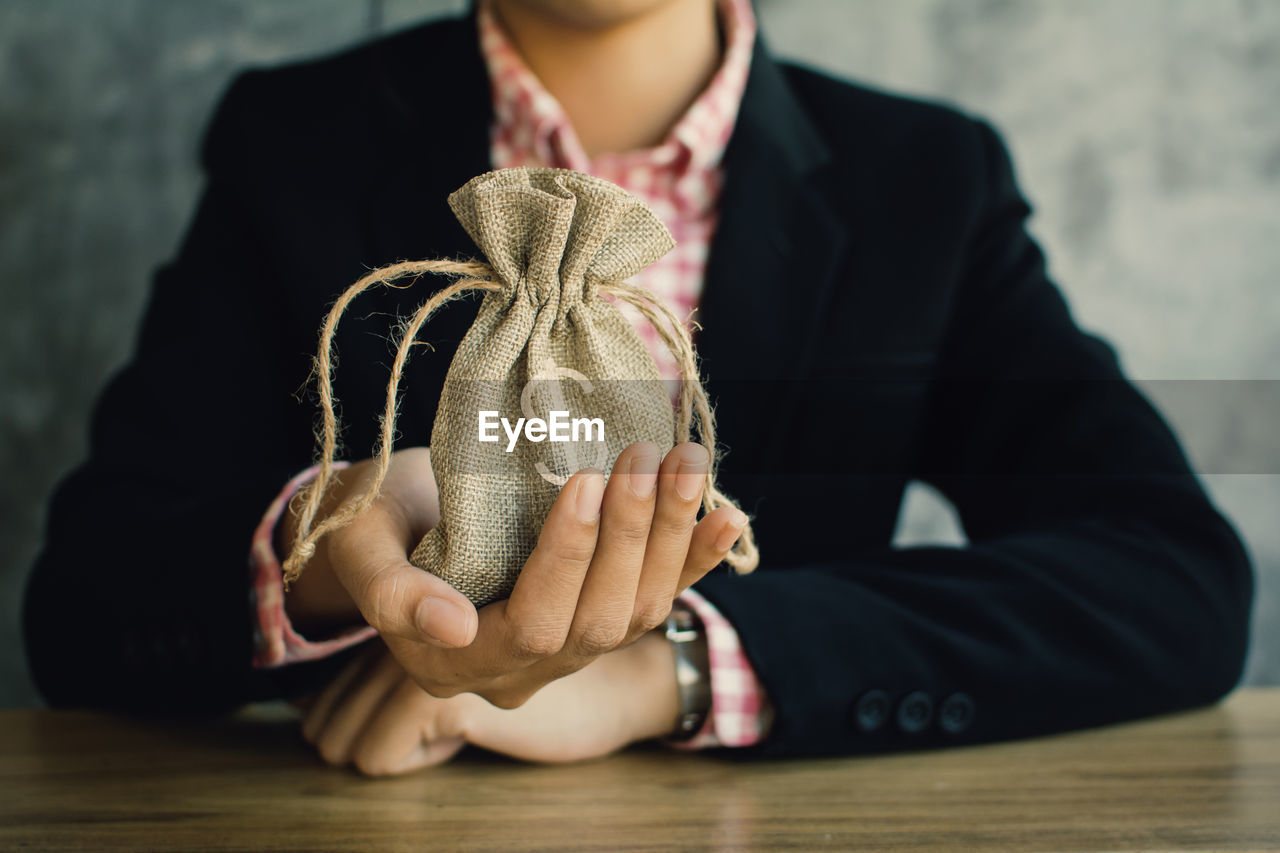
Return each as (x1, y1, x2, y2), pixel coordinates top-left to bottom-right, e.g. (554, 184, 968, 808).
(491, 0, 720, 158)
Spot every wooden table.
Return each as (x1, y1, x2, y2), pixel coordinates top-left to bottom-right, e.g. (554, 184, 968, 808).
(2, 690, 1278, 852)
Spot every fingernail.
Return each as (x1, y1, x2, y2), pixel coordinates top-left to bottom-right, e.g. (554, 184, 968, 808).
(416, 596, 470, 648)
(575, 470, 606, 522)
(675, 446, 709, 501)
(716, 509, 749, 551)
(628, 444, 660, 498)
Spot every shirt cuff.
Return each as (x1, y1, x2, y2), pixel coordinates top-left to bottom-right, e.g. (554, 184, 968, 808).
(249, 462, 377, 668)
(667, 587, 773, 749)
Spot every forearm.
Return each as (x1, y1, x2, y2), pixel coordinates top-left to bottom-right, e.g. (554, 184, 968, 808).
(25, 465, 282, 711)
(695, 506, 1251, 759)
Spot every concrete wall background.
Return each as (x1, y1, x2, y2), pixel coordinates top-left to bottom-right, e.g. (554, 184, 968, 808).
(2, 0, 1276, 706)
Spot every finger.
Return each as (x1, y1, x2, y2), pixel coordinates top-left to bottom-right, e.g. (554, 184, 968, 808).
(675, 505, 750, 594)
(502, 467, 606, 658)
(630, 443, 709, 632)
(312, 650, 406, 767)
(328, 501, 478, 648)
(302, 643, 381, 744)
(350, 680, 468, 777)
(566, 442, 663, 656)
(381, 736, 467, 776)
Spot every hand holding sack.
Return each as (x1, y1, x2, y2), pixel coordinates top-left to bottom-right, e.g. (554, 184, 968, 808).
(283, 168, 758, 607)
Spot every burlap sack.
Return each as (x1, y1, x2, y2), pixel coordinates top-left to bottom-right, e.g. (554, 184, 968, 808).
(283, 167, 757, 607)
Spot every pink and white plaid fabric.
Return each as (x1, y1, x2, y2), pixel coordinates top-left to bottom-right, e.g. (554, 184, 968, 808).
(480, 0, 755, 381)
(673, 588, 775, 749)
(249, 462, 375, 669)
(248, 0, 772, 748)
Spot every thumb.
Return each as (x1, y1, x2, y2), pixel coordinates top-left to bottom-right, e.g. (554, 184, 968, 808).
(329, 504, 478, 648)
(364, 557, 478, 649)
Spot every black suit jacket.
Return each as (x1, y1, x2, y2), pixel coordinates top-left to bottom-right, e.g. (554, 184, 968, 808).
(25, 12, 1253, 757)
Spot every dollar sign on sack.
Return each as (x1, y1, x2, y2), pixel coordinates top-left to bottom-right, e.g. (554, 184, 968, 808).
(520, 357, 608, 485)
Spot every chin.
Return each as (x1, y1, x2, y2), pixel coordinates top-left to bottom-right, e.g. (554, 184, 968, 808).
(498, 0, 694, 30)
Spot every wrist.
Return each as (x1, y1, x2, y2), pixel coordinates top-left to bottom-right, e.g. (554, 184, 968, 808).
(663, 604, 712, 741)
(625, 630, 681, 741)
(277, 479, 363, 636)
(283, 545, 362, 636)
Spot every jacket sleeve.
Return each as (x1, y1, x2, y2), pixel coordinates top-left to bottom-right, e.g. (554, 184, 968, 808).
(693, 119, 1254, 758)
(22, 73, 359, 712)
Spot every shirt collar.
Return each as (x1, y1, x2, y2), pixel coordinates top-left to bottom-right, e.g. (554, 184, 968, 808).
(477, 0, 756, 176)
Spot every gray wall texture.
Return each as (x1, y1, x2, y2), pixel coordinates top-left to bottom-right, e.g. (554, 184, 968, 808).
(2, 0, 1277, 706)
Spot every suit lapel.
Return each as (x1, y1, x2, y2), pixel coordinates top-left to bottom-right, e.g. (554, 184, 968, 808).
(698, 39, 848, 469)
(343, 13, 496, 441)
(356, 22, 848, 471)
(366, 10, 493, 267)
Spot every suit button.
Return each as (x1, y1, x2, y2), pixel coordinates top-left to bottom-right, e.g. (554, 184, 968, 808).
(852, 690, 891, 732)
(939, 693, 975, 734)
(897, 691, 933, 734)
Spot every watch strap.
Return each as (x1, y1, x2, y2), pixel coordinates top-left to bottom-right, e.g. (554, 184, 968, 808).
(665, 603, 712, 741)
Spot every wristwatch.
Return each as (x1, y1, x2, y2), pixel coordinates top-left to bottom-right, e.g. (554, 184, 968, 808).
(664, 603, 712, 741)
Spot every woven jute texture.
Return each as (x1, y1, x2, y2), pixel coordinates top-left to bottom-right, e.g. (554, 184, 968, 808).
(282, 168, 758, 608)
(412, 168, 679, 605)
